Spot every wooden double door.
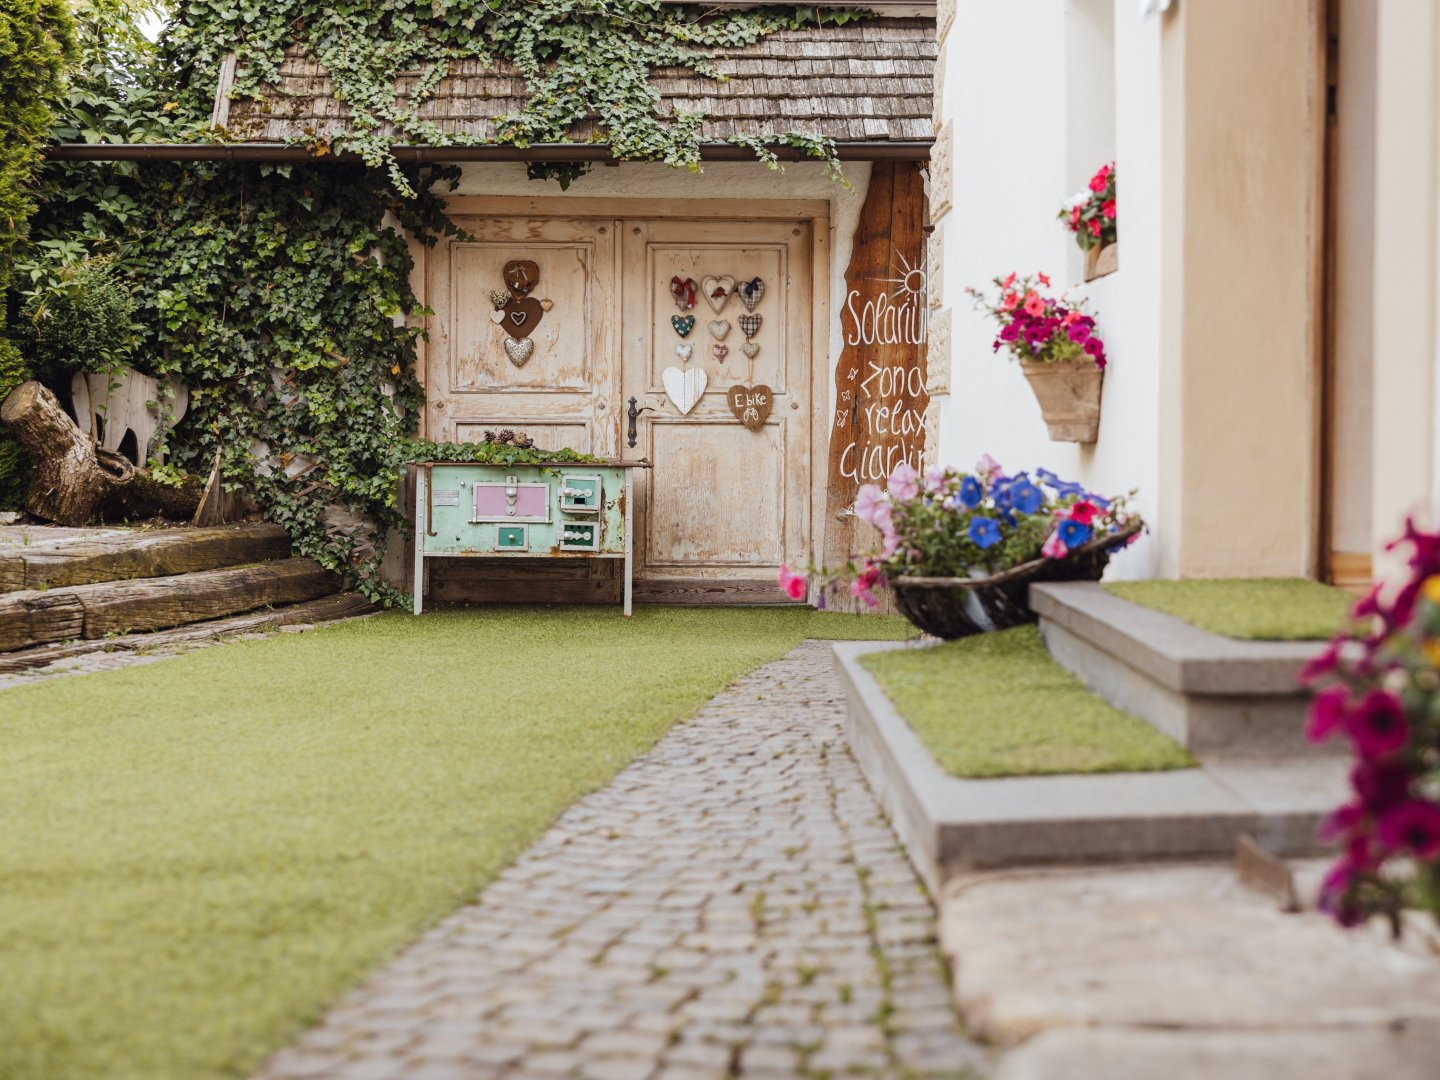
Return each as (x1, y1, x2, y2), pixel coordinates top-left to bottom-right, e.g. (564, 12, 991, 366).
(423, 201, 820, 600)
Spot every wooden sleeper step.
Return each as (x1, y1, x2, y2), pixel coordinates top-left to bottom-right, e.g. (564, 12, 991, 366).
(0, 523, 292, 592)
(0, 557, 339, 652)
(0, 592, 375, 675)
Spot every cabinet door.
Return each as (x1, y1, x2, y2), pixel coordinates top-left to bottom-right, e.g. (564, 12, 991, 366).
(427, 216, 618, 457)
(622, 219, 812, 596)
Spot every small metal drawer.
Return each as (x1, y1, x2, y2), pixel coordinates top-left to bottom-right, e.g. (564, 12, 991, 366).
(558, 473, 603, 514)
(495, 524, 529, 551)
(557, 521, 600, 552)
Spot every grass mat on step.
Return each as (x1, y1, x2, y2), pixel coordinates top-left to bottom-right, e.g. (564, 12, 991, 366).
(0, 606, 907, 1080)
(1103, 578, 1354, 640)
(860, 625, 1194, 779)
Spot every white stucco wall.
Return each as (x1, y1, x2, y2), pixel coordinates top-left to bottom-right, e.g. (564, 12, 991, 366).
(934, 0, 1163, 578)
(447, 161, 871, 419)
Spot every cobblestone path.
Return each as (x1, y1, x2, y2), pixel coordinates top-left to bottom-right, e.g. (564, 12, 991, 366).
(255, 642, 986, 1080)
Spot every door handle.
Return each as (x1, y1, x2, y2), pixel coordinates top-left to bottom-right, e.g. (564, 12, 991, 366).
(626, 396, 655, 449)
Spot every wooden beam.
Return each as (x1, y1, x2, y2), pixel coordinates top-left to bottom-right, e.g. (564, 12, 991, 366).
(0, 523, 292, 593)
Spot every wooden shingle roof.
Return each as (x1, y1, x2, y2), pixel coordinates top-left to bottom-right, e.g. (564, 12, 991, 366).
(222, 18, 936, 147)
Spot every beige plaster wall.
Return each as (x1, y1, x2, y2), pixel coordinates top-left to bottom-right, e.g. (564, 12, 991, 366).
(1159, 0, 1324, 578)
(1369, 0, 1440, 582)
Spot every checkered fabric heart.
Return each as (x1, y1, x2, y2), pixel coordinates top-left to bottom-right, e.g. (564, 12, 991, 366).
(738, 314, 762, 339)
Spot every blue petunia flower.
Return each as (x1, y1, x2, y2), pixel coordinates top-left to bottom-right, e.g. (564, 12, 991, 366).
(969, 517, 1002, 549)
(1058, 519, 1092, 548)
(1037, 468, 1086, 499)
(1010, 481, 1044, 515)
(958, 475, 983, 509)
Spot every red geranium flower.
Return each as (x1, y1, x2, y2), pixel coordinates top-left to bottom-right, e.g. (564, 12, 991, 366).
(1102, 199, 1117, 219)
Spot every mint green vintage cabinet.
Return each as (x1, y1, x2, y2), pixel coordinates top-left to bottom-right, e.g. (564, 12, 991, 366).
(412, 461, 643, 615)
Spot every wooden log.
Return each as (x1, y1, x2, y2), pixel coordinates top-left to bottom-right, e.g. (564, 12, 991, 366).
(0, 381, 202, 525)
(0, 557, 337, 651)
(0, 523, 292, 593)
(76, 557, 338, 638)
(0, 592, 374, 675)
(0, 590, 85, 652)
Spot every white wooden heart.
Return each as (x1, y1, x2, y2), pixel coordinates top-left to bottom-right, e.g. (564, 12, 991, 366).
(708, 319, 730, 341)
(662, 365, 708, 415)
(674, 343, 693, 361)
(504, 336, 535, 367)
(489, 310, 506, 325)
(702, 274, 735, 314)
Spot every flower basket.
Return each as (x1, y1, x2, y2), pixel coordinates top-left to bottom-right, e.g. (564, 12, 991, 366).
(1021, 359, 1104, 443)
(1084, 241, 1119, 282)
(887, 519, 1143, 639)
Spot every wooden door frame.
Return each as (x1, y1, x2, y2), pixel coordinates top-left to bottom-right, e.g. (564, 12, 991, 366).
(409, 194, 833, 581)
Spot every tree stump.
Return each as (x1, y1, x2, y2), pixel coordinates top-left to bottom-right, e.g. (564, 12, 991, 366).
(1, 380, 201, 525)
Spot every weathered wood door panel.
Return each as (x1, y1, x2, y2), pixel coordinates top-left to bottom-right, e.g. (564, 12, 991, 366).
(622, 220, 812, 587)
(427, 217, 618, 457)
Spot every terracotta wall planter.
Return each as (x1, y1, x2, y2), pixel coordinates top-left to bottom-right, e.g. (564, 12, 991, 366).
(1084, 241, 1119, 281)
(1020, 359, 1104, 443)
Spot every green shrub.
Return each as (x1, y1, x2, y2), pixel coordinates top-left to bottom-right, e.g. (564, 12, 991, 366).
(11, 255, 138, 384)
(0, 338, 31, 511)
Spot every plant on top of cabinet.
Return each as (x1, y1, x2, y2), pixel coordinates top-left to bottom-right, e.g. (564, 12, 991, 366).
(1060, 161, 1118, 280)
(968, 272, 1108, 443)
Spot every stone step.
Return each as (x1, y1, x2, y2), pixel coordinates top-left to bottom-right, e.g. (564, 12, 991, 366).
(832, 640, 1346, 889)
(0, 592, 375, 677)
(0, 557, 340, 652)
(1029, 582, 1337, 761)
(0, 523, 292, 592)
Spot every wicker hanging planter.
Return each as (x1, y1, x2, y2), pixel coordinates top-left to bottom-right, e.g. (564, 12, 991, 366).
(1020, 359, 1104, 443)
(887, 519, 1143, 639)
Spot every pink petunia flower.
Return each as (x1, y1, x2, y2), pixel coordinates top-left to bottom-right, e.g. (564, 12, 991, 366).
(923, 465, 946, 494)
(1037, 272, 1051, 287)
(1000, 290, 1020, 312)
(1344, 689, 1409, 758)
(1041, 531, 1069, 559)
(1022, 292, 1045, 317)
(888, 463, 920, 501)
(1002, 271, 1017, 288)
(1069, 501, 1098, 525)
(1305, 685, 1350, 744)
(777, 562, 807, 600)
(853, 483, 887, 526)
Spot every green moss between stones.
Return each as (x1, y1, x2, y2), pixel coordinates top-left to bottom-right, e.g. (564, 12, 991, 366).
(1103, 578, 1355, 641)
(860, 625, 1194, 779)
(0, 606, 907, 1080)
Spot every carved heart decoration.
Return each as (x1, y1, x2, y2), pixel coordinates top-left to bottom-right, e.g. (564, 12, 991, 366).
(489, 290, 513, 311)
(709, 319, 731, 341)
(741, 341, 760, 359)
(670, 276, 698, 311)
(675, 343, 693, 361)
(727, 383, 773, 431)
(539, 298, 555, 312)
(662, 366, 708, 415)
(503, 260, 540, 297)
(504, 336, 535, 367)
(738, 313, 762, 339)
(702, 274, 735, 314)
(502, 296, 543, 339)
(489, 310, 506, 325)
(712, 344, 729, 361)
(671, 314, 695, 338)
(738, 277, 765, 311)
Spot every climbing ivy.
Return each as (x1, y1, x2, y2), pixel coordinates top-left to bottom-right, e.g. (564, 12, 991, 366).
(162, 2, 862, 192)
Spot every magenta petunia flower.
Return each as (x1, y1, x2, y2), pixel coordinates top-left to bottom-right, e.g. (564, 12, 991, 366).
(1350, 758, 1411, 812)
(1317, 801, 1364, 844)
(1343, 689, 1409, 758)
(1305, 685, 1349, 743)
(1377, 799, 1440, 859)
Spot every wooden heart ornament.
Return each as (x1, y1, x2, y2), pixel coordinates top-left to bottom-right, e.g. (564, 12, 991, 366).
(504, 337, 535, 367)
(727, 384, 772, 431)
(503, 260, 540, 297)
(502, 296, 543, 339)
(702, 275, 735, 313)
(738, 277, 765, 311)
(671, 314, 695, 338)
(662, 366, 708, 415)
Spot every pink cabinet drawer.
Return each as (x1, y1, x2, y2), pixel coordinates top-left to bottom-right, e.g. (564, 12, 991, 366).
(472, 482, 551, 522)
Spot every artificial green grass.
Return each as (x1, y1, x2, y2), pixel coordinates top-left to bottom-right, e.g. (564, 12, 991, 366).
(0, 606, 908, 1080)
(860, 625, 1194, 779)
(1103, 578, 1355, 640)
